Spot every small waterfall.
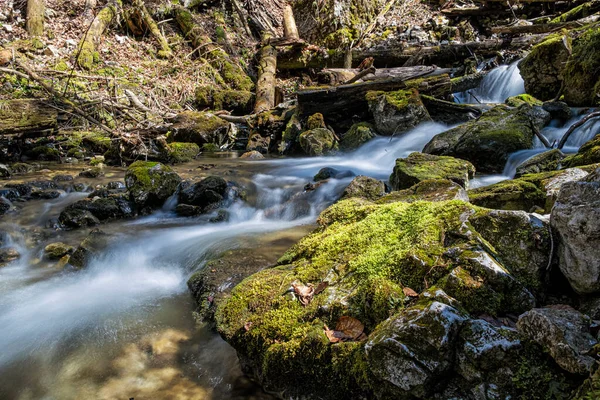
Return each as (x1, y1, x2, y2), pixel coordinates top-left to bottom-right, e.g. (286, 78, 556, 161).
(454, 61, 525, 104)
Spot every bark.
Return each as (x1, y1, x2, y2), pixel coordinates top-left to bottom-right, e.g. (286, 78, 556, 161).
(0, 99, 57, 137)
(133, 0, 173, 58)
(282, 4, 299, 40)
(254, 34, 278, 114)
(26, 0, 45, 37)
(491, 14, 600, 34)
(76, 2, 119, 70)
(420, 95, 487, 125)
(343, 66, 376, 85)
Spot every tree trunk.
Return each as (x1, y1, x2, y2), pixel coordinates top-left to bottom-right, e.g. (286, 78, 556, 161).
(76, 2, 119, 70)
(0, 99, 57, 137)
(26, 0, 45, 37)
(282, 4, 299, 40)
(134, 0, 172, 58)
(254, 34, 278, 114)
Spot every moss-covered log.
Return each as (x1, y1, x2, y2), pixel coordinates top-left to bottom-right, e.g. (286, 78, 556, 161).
(254, 34, 278, 113)
(491, 14, 600, 34)
(26, 0, 45, 37)
(0, 99, 58, 137)
(133, 0, 172, 58)
(173, 6, 253, 91)
(283, 4, 299, 40)
(76, 1, 119, 70)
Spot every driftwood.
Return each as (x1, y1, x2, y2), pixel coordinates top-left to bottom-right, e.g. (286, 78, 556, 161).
(0, 99, 57, 137)
(343, 66, 376, 85)
(558, 111, 600, 149)
(26, 0, 45, 37)
(254, 34, 278, 114)
(491, 14, 600, 34)
(318, 65, 448, 85)
(76, 1, 119, 70)
(297, 78, 407, 129)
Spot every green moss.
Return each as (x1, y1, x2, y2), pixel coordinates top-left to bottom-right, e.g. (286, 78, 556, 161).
(563, 134, 600, 168)
(468, 179, 546, 211)
(563, 27, 600, 106)
(195, 85, 214, 108)
(167, 142, 200, 163)
(341, 122, 376, 150)
(506, 94, 543, 107)
(213, 90, 254, 113)
(54, 61, 69, 72)
(219, 60, 254, 92)
(29, 145, 60, 160)
(383, 89, 420, 109)
(202, 143, 220, 152)
(390, 152, 476, 190)
(299, 128, 337, 156)
(307, 113, 326, 130)
(550, 2, 599, 23)
(438, 267, 503, 315)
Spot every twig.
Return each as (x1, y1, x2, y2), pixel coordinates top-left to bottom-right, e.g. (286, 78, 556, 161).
(557, 110, 600, 149)
(0, 67, 30, 80)
(342, 66, 376, 85)
(529, 120, 552, 148)
(39, 69, 128, 80)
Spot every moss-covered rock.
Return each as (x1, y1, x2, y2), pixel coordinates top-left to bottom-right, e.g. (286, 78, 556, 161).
(389, 152, 475, 190)
(515, 149, 565, 177)
(216, 198, 549, 399)
(423, 104, 549, 173)
(28, 145, 60, 161)
(341, 122, 376, 150)
(366, 88, 431, 135)
(167, 111, 230, 146)
(468, 179, 546, 211)
(125, 161, 181, 208)
(563, 134, 600, 168)
(377, 179, 468, 204)
(506, 94, 543, 107)
(213, 90, 254, 114)
(518, 34, 571, 101)
(341, 176, 385, 200)
(562, 27, 600, 106)
(299, 128, 338, 156)
(167, 142, 200, 163)
(307, 113, 326, 130)
(44, 242, 74, 260)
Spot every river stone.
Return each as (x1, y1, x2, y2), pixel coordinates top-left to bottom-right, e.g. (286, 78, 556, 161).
(166, 111, 229, 146)
(423, 105, 549, 173)
(62, 195, 135, 222)
(70, 229, 110, 269)
(58, 208, 100, 229)
(0, 247, 20, 266)
(378, 179, 468, 204)
(44, 242, 74, 260)
(179, 176, 228, 211)
(79, 167, 104, 178)
(341, 175, 385, 200)
(563, 134, 600, 168)
(30, 189, 61, 200)
(239, 150, 264, 159)
(0, 197, 11, 215)
(517, 306, 597, 375)
(389, 152, 475, 190)
(519, 36, 570, 101)
(125, 161, 181, 209)
(366, 301, 467, 398)
(314, 167, 355, 182)
(542, 101, 572, 121)
(299, 128, 338, 156)
(366, 88, 432, 135)
(341, 122, 376, 150)
(515, 149, 565, 177)
(550, 169, 600, 294)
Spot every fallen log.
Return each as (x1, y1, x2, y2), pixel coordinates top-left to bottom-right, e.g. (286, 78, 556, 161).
(283, 3, 299, 40)
(421, 95, 489, 125)
(0, 99, 57, 137)
(133, 0, 173, 58)
(76, 1, 119, 70)
(318, 66, 448, 85)
(491, 14, 600, 34)
(441, 6, 513, 16)
(450, 71, 489, 93)
(343, 66, 376, 85)
(254, 34, 278, 114)
(297, 78, 407, 130)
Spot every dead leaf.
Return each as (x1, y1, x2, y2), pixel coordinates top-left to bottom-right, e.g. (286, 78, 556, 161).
(292, 282, 315, 306)
(403, 287, 418, 297)
(314, 281, 329, 295)
(324, 316, 365, 343)
(324, 324, 344, 343)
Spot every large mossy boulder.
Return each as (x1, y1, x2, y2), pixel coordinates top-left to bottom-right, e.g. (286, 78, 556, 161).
(389, 152, 475, 190)
(515, 149, 565, 177)
(216, 198, 555, 399)
(518, 35, 571, 101)
(550, 169, 600, 294)
(423, 104, 549, 173)
(166, 111, 230, 146)
(562, 27, 600, 106)
(468, 179, 546, 212)
(341, 122, 377, 150)
(563, 134, 600, 168)
(125, 161, 181, 209)
(366, 88, 431, 135)
(299, 128, 338, 156)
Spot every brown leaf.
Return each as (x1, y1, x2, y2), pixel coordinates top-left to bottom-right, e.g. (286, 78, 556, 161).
(336, 316, 365, 340)
(314, 281, 329, 296)
(403, 287, 419, 297)
(324, 324, 343, 343)
(292, 282, 315, 306)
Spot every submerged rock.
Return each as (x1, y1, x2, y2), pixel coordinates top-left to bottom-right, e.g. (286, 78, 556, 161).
(125, 161, 181, 209)
(69, 229, 110, 269)
(366, 88, 431, 135)
(423, 105, 549, 173)
(389, 152, 475, 190)
(44, 242, 74, 260)
(550, 168, 600, 294)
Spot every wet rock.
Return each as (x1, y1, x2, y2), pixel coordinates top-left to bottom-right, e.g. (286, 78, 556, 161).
(314, 167, 355, 182)
(175, 203, 202, 217)
(106, 181, 126, 190)
(30, 189, 61, 200)
(166, 111, 229, 146)
(367, 88, 432, 135)
(519, 35, 570, 101)
(341, 175, 385, 200)
(69, 229, 110, 269)
(378, 179, 468, 204)
(30, 180, 58, 190)
(389, 152, 475, 190)
(341, 122, 376, 150)
(542, 101, 572, 121)
(517, 306, 597, 375)
(562, 27, 600, 106)
(367, 301, 467, 398)
(44, 242, 74, 260)
(0, 247, 20, 266)
(125, 161, 182, 209)
(209, 209, 230, 223)
(423, 105, 549, 173)
(246, 133, 270, 153)
(61, 195, 135, 222)
(9, 163, 35, 174)
(515, 149, 565, 177)
(0, 164, 11, 178)
(563, 134, 600, 168)
(52, 174, 74, 183)
(4, 183, 33, 197)
(550, 169, 600, 294)
(0, 188, 20, 202)
(506, 94, 543, 107)
(178, 176, 228, 211)
(299, 128, 338, 156)
(79, 167, 103, 178)
(58, 208, 100, 229)
(468, 179, 545, 212)
(240, 150, 265, 159)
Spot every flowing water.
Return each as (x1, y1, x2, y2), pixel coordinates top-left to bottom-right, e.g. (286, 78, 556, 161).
(0, 122, 449, 400)
(454, 61, 525, 104)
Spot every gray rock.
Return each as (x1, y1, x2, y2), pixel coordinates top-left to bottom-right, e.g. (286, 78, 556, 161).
(70, 229, 110, 269)
(341, 175, 385, 200)
(517, 306, 597, 375)
(367, 89, 432, 135)
(550, 169, 600, 294)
